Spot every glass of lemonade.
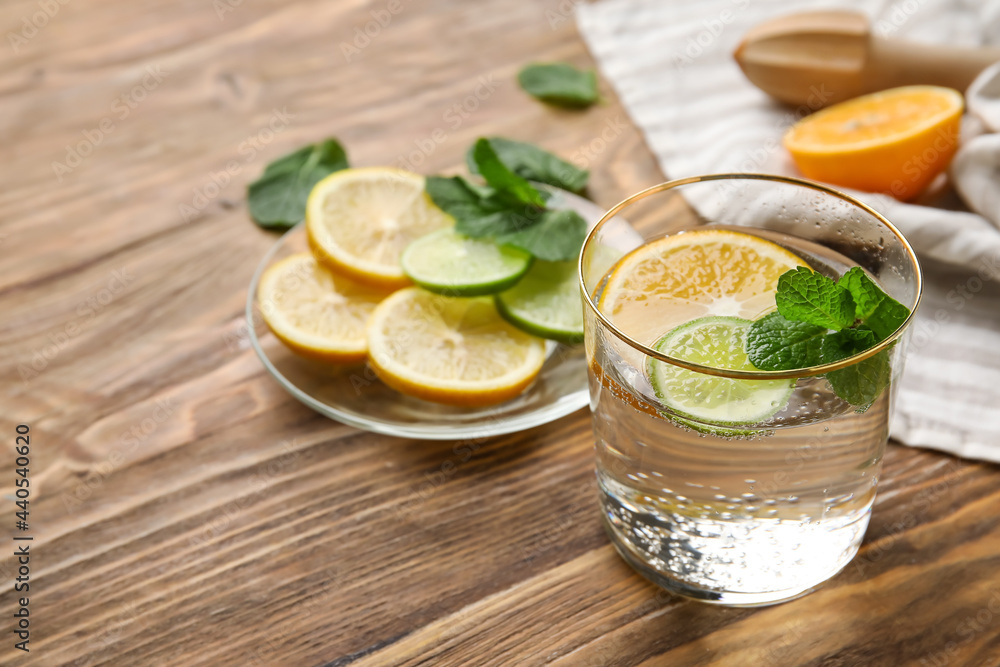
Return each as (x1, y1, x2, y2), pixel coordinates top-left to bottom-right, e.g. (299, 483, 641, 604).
(579, 174, 921, 606)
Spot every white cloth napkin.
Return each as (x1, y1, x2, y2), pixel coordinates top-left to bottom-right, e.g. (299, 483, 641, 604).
(577, 0, 1000, 461)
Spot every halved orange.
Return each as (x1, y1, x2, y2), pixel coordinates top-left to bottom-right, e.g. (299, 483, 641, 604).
(784, 85, 964, 201)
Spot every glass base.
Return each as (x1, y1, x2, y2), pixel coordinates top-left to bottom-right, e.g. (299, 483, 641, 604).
(602, 514, 860, 607)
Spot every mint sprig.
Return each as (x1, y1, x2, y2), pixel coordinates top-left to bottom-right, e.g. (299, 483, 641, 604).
(425, 138, 587, 262)
(518, 63, 598, 109)
(495, 209, 587, 262)
(838, 267, 883, 320)
(776, 266, 856, 330)
(424, 176, 533, 237)
(745, 312, 826, 371)
(247, 139, 349, 229)
(466, 137, 589, 194)
(747, 266, 911, 410)
(472, 138, 548, 208)
(826, 352, 892, 409)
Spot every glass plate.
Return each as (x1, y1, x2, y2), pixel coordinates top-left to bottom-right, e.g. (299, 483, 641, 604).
(245, 187, 603, 439)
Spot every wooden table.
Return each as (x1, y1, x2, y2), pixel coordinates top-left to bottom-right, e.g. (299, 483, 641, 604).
(3, 0, 999, 664)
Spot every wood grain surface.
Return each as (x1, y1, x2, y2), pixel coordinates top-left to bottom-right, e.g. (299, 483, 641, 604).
(2, 0, 999, 665)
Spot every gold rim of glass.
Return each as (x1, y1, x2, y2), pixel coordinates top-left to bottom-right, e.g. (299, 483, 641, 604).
(578, 173, 923, 380)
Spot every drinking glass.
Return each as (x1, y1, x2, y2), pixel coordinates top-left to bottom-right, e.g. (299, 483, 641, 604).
(579, 174, 922, 606)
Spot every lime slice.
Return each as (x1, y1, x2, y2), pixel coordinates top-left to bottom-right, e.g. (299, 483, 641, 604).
(647, 316, 793, 426)
(669, 415, 765, 439)
(495, 260, 584, 344)
(401, 228, 532, 296)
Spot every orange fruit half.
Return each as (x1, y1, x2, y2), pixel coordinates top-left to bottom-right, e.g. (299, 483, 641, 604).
(783, 85, 964, 200)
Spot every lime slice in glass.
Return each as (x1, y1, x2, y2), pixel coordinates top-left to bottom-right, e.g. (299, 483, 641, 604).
(647, 316, 793, 427)
(401, 228, 532, 296)
(495, 260, 584, 344)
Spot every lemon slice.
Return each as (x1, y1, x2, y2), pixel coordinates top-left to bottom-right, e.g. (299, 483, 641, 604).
(258, 253, 391, 363)
(367, 287, 547, 406)
(306, 167, 452, 288)
(599, 229, 808, 346)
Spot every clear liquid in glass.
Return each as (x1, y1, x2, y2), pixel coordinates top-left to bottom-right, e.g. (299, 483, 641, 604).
(589, 228, 895, 606)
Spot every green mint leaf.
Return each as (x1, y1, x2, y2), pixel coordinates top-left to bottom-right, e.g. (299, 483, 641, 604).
(825, 351, 892, 412)
(495, 209, 587, 261)
(518, 63, 598, 108)
(259, 145, 315, 177)
(425, 176, 536, 238)
(472, 138, 547, 208)
(837, 267, 884, 320)
(247, 139, 348, 229)
(745, 311, 827, 370)
(819, 327, 877, 364)
(821, 328, 890, 410)
(865, 295, 910, 341)
(837, 266, 911, 340)
(466, 137, 588, 194)
(775, 267, 856, 330)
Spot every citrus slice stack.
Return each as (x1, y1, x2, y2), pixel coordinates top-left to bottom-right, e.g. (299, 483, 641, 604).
(599, 229, 809, 346)
(258, 253, 391, 363)
(306, 168, 452, 288)
(599, 229, 808, 430)
(367, 287, 547, 406)
(783, 85, 964, 200)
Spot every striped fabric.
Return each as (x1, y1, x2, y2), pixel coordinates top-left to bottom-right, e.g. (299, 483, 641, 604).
(578, 0, 1000, 460)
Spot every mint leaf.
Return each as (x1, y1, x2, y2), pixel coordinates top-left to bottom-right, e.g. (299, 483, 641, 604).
(746, 312, 826, 371)
(747, 266, 908, 410)
(865, 296, 910, 341)
(426, 137, 589, 262)
(248, 139, 348, 229)
(466, 137, 588, 194)
(820, 328, 890, 410)
(837, 266, 911, 340)
(495, 209, 587, 261)
(518, 63, 598, 108)
(826, 351, 892, 411)
(837, 267, 884, 321)
(260, 145, 316, 177)
(776, 267, 856, 330)
(820, 327, 877, 364)
(425, 176, 536, 237)
(472, 138, 547, 208)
